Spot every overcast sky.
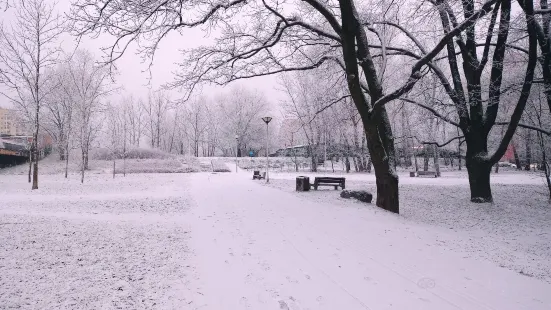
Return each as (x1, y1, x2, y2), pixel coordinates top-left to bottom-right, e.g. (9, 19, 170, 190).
(0, 0, 283, 110)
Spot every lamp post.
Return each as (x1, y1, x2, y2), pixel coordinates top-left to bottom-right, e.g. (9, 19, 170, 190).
(235, 134, 239, 173)
(262, 116, 272, 183)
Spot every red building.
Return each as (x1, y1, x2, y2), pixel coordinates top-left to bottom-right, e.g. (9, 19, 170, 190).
(501, 144, 515, 162)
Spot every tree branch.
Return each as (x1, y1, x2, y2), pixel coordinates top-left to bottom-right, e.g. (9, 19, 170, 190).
(495, 122, 551, 135)
(400, 97, 460, 127)
(370, 0, 499, 114)
(421, 135, 465, 147)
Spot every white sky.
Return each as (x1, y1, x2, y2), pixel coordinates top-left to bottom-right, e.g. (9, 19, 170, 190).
(0, 0, 284, 110)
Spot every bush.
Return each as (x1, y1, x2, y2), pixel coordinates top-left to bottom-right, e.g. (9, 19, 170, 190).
(91, 148, 174, 160)
(211, 160, 231, 172)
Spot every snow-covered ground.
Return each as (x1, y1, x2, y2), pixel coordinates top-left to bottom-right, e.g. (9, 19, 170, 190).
(1, 174, 195, 309)
(265, 170, 551, 283)
(1, 167, 550, 309)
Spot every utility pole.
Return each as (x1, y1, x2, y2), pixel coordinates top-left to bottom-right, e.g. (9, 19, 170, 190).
(262, 117, 272, 183)
(235, 134, 238, 173)
(324, 130, 327, 170)
(292, 131, 298, 172)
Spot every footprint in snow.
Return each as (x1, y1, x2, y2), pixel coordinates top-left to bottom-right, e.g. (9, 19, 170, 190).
(279, 297, 302, 310)
(279, 300, 290, 310)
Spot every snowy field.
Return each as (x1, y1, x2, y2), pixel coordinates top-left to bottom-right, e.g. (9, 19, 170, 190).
(1, 174, 195, 309)
(1, 163, 551, 309)
(265, 170, 551, 282)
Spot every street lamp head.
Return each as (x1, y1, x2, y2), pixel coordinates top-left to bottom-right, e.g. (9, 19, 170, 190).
(262, 116, 272, 124)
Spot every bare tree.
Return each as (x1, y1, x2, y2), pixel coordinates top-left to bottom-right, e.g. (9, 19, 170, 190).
(183, 97, 209, 157)
(143, 90, 170, 148)
(123, 95, 143, 147)
(44, 60, 76, 166)
(386, 0, 539, 202)
(0, 0, 64, 189)
(62, 50, 112, 183)
(105, 102, 124, 178)
(217, 87, 269, 158)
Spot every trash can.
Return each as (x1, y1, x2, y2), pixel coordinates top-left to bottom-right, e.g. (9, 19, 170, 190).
(296, 176, 310, 191)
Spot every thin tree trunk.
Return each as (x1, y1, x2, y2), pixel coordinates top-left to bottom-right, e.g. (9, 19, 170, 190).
(433, 144, 441, 177)
(345, 156, 350, 173)
(81, 152, 85, 183)
(537, 131, 551, 200)
(525, 130, 532, 170)
(113, 159, 116, 178)
(414, 150, 419, 172)
(513, 142, 522, 170)
(423, 149, 429, 171)
(367, 157, 372, 173)
(32, 133, 38, 190)
(28, 148, 32, 183)
(65, 141, 69, 178)
(352, 156, 359, 172)
(310, 150, 317, 172)
(457, 127, 462, 171)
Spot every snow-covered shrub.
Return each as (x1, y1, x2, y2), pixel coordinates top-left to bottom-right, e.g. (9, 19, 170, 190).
(211, 160, 231, 172)
(91, 148, 174, 160)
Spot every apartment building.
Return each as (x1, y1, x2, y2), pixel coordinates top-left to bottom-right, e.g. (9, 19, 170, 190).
(0, 107, 30, 136)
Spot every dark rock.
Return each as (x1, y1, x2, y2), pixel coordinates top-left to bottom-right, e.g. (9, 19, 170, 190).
(340, 190, 372, 203)
(340, 190, 353, 199)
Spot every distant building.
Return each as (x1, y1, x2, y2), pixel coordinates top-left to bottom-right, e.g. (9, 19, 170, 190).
(0, 108, 31, 136)
(500, 144, 515, 162)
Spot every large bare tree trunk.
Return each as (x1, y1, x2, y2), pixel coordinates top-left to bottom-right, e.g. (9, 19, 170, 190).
(364, 120, 399, 213)
(465, 136, 493, 202)
(467, 158, 493, 202)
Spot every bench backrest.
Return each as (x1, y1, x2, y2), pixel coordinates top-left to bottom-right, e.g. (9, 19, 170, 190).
(418, 171, 436, 175)
(315, 177, 345, 183)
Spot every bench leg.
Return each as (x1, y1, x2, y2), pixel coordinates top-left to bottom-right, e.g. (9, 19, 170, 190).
(334, 185, 338, 190)
(314, 185, 318, 190)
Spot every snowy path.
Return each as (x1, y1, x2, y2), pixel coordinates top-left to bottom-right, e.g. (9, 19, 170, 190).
(187, 172, 551, 310)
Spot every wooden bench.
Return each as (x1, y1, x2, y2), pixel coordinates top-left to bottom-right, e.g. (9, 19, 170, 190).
(253, 170, 266, 180)
(313, 177, 345, 190)
(416, 171, 438, 178)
